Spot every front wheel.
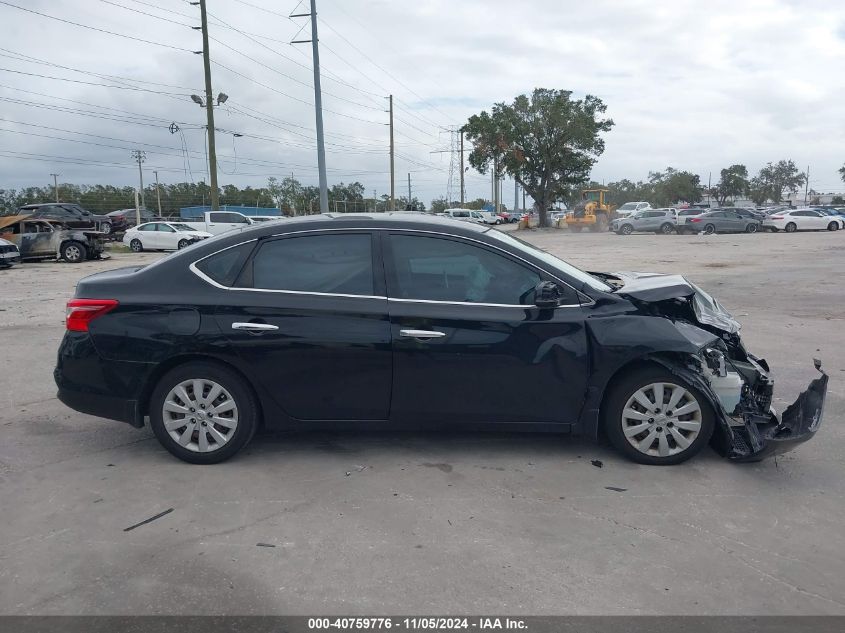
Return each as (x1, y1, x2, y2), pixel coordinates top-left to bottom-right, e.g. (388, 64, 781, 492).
(603, 365, 715, 465)
(659, 223, 675, 235)
(828, 222, 839, 231)
(746, 223, 759, 233)
(785, 222, 797, 233)
(129, 239, 143, 252)
(178, 239, 189, 249)
(703, 224, 716, 235)
(149, 362, 259, 464)
(100, 222, 112, 235)
(61, 241, 87, 263)
(619, 224, 634, 235)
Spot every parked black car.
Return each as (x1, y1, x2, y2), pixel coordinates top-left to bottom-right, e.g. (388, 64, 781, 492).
(55, 214, 826, 465)
(105, 207, 158, 232)
(18, 203, 113, 234)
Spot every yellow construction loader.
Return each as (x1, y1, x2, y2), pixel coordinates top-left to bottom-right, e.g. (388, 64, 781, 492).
(564, 189, 617, 232)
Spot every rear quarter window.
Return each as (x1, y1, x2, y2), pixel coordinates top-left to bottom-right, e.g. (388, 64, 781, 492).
(194, 242, 255, 287)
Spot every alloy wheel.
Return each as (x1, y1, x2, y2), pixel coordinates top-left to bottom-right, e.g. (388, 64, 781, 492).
(704, 224, 716, 235)
(620, 382, 703, 458)
(162, 379, 239, 453)
(64, 244, 83, 262)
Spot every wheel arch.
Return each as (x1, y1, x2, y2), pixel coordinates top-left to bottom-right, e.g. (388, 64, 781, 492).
(137, 353, 266, 429)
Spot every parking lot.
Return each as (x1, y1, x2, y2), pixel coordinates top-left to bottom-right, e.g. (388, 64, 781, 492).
(1, 228, 843, 615)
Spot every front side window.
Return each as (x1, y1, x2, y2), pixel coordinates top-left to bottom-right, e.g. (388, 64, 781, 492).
(137, 223, 156, 232)
(251, 234, 374, 296)
(389, 234, 542, 305)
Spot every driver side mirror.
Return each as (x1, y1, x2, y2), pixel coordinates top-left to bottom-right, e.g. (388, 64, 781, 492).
(534, 281, 563, 309)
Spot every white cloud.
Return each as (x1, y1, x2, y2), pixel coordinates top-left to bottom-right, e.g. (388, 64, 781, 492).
(1, 0, 843, 204)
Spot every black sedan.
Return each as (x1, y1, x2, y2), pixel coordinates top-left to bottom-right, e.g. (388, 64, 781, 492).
(55, 214, 827, 465)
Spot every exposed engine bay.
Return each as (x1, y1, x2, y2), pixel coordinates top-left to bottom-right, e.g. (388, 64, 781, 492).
(593, 270, 828, 461)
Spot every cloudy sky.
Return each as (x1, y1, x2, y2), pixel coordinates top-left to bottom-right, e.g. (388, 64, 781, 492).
(1, 0, 844, 206)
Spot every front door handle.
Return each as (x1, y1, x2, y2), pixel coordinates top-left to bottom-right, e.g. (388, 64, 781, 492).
(400, 329, 446, 340)
(232, 322, 278, 332)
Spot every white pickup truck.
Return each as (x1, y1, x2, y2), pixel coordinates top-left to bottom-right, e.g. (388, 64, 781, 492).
(178, 211, 254, 235)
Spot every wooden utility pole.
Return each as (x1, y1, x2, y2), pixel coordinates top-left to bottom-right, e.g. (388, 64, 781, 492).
(50, 173, 60, 202)
(154, 170, 162, 215)
(389, 94, 395, 211)
(198, 0, 219, 211)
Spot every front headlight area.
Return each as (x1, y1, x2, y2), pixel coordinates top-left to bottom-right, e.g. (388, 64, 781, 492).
(699, 346, 774, 425)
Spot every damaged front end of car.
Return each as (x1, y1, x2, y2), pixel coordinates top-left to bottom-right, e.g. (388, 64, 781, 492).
(604, 271, 829, 461)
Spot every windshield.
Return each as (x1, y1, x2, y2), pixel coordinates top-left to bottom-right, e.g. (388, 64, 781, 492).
(171, 223, 196, 231)
(486, 229, 612, 292)
(619, 202, 638, 210)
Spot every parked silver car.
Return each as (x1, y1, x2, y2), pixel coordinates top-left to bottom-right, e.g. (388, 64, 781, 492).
(686, 209, 763, 234)
(612, 208, 677, 235)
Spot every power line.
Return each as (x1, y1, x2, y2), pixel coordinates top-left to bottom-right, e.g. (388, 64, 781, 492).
(0, 67, 191, 96)
(0, 1, 193, 52)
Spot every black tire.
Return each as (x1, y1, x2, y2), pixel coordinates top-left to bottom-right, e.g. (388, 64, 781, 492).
(177, 239, 189, 249)
(61, 241, 87, 263)
(149, 361, 259, 464)
(619, 224, 633, 235)
(603, 365, 715, 465)
(785, 222, 797, 233)
(659, 223, 675, 235)
(703, 224, 716, 235)
(827, 222, 838, 231)
(746, 223, 758, 233)
(100, 222, 112, 235)
(130, 239, 143, 252)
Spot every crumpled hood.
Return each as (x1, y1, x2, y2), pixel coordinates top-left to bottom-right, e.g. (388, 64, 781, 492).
(610, 270, 741, 334)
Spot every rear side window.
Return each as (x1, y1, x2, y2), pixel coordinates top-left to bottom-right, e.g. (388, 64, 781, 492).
(195, 242, 255, 287)
(251, 234, 374, 296)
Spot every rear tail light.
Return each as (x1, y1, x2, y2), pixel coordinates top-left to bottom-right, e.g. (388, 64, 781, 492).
(690, 217, 702, 222)
(770, 216, 784, 220)
(66, 299, 119, 332)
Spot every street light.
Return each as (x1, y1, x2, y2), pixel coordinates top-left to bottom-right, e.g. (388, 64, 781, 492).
(216, 92, 228, 105)
(190, 94, 204, 106)
(190, 93, 229, 106)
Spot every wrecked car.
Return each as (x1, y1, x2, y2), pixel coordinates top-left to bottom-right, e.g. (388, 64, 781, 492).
(0, 215, 107, 263)
(0, 236, 21, 268)
(54, 214, 827, 465)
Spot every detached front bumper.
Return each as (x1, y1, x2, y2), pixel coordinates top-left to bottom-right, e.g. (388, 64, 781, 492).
(729, 367, 829, 462)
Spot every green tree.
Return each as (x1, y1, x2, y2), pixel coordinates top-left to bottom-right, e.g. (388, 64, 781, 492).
(648, 167, 702, 206)
(750, 160, 806, 204)
(712, 164, 749, 205)
(464, 88, 613, 227)
(831, 195, 844, 205)
(839, 164, 845, 184)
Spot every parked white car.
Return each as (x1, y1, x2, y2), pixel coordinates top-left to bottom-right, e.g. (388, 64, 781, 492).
(0, 236, 21, 268)
(763, 208, 844, 233)
(123, 222, 213, 252)
(616, 201, 652, 218)
(442, 209, 487, 224)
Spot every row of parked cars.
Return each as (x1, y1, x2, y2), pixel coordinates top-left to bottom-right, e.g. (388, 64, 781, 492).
(611, 206, 845, 235)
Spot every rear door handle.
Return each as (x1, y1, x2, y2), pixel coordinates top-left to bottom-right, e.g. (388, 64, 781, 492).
(399, 329, 446, 340)
(232, 322, 278, 332)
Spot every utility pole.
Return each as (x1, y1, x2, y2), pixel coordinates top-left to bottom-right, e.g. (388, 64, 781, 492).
(50, 173, 60, 202)
(407, 173, 412, 209)
(131, 150, 146, 208)
(707, 171, 712, 206)
(388, 94, 395, 211)
(292, 0, 328, 213)
(197, 0, 220, 211)
(459, 129, 465, 207)
(804, 165, 810, 205)
(154, 170, 162, 216)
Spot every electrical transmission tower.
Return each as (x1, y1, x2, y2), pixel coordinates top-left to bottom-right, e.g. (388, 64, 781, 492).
(444, 127, 461, 205)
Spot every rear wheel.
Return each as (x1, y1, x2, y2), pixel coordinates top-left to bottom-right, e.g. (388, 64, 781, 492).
(61, 241, 87, 263)
(746, 223, 759, 233)
(703, 224, 716, 235)
(100, 222, 112, 235)
(603, 365, 715, 465)
(149, 362, 258, 464)
(785, 222, 797, 233)
(827, 221, 839, 231)
(130, 239, 143, 252)
(659, 222, 675, 235)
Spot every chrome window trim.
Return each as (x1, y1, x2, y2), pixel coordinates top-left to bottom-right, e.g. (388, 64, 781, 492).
(188, 228, 591, 308)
